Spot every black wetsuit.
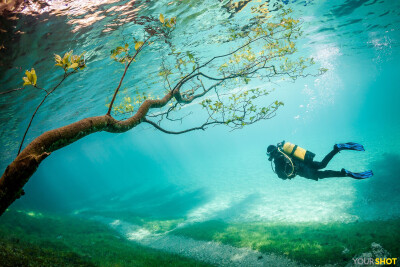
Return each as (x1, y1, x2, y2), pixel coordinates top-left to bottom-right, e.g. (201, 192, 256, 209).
(273, 148, 345, 180)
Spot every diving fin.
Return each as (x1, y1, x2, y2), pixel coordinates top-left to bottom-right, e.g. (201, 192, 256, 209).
(342, 168, 373, 179)
(335, 142, 365, 151)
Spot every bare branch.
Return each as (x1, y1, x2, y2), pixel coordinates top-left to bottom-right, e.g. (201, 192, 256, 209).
(0, 87, 25, 95)
(174, 80, 224, 104)
(34, 86, 48, 94)
(18, 71, 74, 155)
(142, 117, 221, 134)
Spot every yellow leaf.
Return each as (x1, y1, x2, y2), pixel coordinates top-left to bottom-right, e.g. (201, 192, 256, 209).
(63, 51, 71, 64)
(55, 63, 63, 67)
(135, 41, 144, 50)
(71, 55, 79, 63)
(78, 52, 85, 61)
(22, 77, 31, 86)
(54, 54, 62, 62)
(159, 13, 164, 24)
(69, 63, 78, 69)
(25, 70, 32, 82)
(31, 68, 37, 86)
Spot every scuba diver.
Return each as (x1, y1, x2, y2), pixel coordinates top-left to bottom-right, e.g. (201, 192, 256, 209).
(267, 141, 373, 181)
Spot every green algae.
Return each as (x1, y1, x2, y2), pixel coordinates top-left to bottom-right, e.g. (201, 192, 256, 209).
(61, 209, 400, 266)
(75, 210, 400, 266)
(7, 207, 398, 266)
(171, 219, 400, 266)
(0, 209, 211, 267)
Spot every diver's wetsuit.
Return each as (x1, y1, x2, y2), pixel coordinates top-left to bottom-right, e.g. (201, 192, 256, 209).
(273, 148, 345, 180)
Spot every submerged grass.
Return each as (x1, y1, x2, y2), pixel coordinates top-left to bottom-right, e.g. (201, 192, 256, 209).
(74, 210, 400, 266)
(171, 219, 400, 266)
(0, 209, 210, 267)
(6, 207, 398, 266)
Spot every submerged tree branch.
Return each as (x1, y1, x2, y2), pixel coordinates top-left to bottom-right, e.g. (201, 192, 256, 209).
(0, 88, 175, 216)
(107, 35, 152, 115)
(142, 117, 221, 134)
(18, 72, 73, 155)
(0, 87, 25, 95)
(0, 7, 319, 216)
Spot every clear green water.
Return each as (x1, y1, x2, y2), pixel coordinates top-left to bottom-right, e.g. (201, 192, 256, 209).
(1, 0, 400, 266)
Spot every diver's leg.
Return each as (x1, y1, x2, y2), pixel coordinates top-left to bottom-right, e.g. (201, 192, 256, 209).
(309, 148, 339, 169)
(316, 170, 346, 179)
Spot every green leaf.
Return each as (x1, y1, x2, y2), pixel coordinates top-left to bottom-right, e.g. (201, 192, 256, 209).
(135, 41, 144, 50)
(186, 51, 192, 57)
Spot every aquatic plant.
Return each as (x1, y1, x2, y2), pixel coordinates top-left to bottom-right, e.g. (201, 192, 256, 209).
(172, 219, 400, 266)
(0, 3, 324, 215)
(0, 209, 211, 266)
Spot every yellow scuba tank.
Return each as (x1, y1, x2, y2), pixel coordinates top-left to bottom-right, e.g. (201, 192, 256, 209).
(283, 142, 307, 161)
(279, 141, 315, 163)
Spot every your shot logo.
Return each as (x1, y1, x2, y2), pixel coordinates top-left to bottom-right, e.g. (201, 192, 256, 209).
(352, 257, 397, 265)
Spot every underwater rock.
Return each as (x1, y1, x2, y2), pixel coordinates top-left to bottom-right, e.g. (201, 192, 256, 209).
(370, 242, 390, 259)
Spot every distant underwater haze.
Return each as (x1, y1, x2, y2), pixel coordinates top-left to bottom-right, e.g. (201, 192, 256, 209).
(0, 0, 400, 266)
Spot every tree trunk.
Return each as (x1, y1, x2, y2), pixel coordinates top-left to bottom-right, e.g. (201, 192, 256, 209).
(0, 91, 174, 216)
(0, 115, 112, 215)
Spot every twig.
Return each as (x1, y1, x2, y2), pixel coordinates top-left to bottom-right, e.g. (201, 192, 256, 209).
(107, 35, 152, 115)
(18, 72, 72, 155)
(0, 87, 25, 95)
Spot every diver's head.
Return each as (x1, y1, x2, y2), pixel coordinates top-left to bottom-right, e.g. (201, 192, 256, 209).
(267, 145, 277, 161)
